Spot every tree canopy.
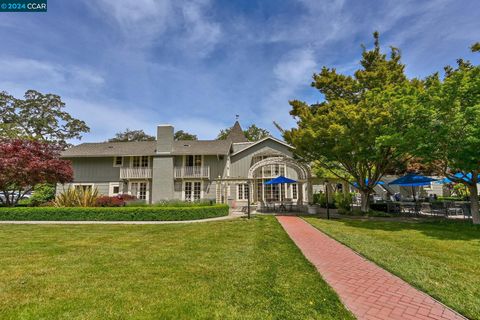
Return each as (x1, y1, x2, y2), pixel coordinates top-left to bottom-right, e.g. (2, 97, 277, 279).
(108, 129, 155, 142)
(0, 90, 89, 148)
(284, 32, 420, 211)
(415, 55, 480, 223)
(174, 130, 198, 141)
(217, 124, 270, 141)
(0, 139, 73, 206)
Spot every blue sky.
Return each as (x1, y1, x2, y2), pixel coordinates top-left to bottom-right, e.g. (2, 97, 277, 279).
(0, 0, 479, 142)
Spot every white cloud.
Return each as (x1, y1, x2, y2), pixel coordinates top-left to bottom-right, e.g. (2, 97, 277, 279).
(65, 97, 156, 142)
(261, 48, 317, 128)
(89, 0, 222, 56)
(0, 57, 105, 95)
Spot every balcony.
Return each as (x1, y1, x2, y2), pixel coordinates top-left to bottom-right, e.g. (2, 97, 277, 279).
(120, 167, 153, 179)
(174, 166, 210, 179)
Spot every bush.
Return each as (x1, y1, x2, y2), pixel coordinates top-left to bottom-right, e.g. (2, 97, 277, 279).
(0, 204, 229, 221)
(95, 196, 125, 207)
(334, 192, 353, 212)
(312, 192, 336, 208)
(54, 188, 99, 207)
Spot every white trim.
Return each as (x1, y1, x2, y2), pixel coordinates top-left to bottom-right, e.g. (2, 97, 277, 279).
(230, 137, 294, 157)
(113, 156, 123, 167)
(109, 182, 121, 196)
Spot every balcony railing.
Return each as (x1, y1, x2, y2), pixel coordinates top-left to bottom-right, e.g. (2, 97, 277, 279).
(174, 166, 210, 179)
(120, 167, 153, 179)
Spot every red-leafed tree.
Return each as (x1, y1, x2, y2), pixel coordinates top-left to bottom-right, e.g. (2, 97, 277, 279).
(0, 139, 73, 206)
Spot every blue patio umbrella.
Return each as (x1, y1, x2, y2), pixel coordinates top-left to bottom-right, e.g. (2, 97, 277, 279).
(264, 176, 297, 202)
(353, 179, 385, 188)
(388, 173, 437, 201)
(264, 176, 297, 185)
(437, 172, 480, 184)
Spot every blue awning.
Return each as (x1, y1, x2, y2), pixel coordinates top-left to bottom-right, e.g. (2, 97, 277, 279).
(437, 172, 480, 184)
(388, 173, 437, 187)
(264, 176, 297, 185)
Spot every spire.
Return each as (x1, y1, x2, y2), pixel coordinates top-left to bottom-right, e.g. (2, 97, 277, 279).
(226, 121, 248, 143)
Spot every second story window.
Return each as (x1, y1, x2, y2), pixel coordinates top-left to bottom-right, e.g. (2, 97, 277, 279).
(113, 156, 123, 167)
(132, 156, 149, 168)
(185, 155, 202, 167)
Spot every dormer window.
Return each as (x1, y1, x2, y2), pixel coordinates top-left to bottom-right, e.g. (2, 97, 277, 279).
(113, 156, 123, 167)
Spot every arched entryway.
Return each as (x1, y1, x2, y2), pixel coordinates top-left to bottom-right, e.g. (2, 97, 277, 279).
(247, 156, 312, 205)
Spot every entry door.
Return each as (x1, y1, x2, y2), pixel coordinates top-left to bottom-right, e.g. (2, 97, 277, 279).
(130, 181, 148, 200)
(184, 181, 201, 201)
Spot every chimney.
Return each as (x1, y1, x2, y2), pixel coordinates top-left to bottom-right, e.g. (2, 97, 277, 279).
(156, 124, 174, 154)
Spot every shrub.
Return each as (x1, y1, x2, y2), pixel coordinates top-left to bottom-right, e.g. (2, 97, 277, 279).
(95, 196, 125, 207)
(0, 205, 229, 221)
(54, 188, 99, 207)
(30, 183, 56, 206)
(334, 192, 353, 212)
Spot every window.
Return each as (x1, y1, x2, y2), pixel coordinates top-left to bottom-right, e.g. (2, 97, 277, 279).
(186, 155, 202, 167)
(113, 156, 123, 167)
(237, 184, 249, 200)
(130, 182, 148, 200)
(74, 184, 93, 192)
(132, 156, 149, 168)
(292, 183, 298, 199)
(109, 182, 121, 196)
(185, 181, 201, 201)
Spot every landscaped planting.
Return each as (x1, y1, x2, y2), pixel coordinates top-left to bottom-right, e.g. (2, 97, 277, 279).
(0, 204, 229, 221)
(0, 216, 353, 319)
(304, 217, 480, 320)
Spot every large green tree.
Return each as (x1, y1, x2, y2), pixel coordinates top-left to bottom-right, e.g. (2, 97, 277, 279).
(0, 90, 89, 148)
(284, 32, 420, 212)
(217, 124, 270, 141)
(174, 130, 198, 141)
(416, 48, 480, 224)
(108, 129, 155, 142)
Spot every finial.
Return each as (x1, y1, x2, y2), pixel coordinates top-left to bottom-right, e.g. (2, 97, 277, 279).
(235, 114, 239, 121)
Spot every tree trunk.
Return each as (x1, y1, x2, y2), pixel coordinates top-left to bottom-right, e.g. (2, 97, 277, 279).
(468, 184, 480, 224)
(360, 190, 371, 213)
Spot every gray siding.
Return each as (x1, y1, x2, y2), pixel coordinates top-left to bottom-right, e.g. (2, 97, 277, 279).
(66, 157, 121, 182)
(230, 140, 293, 178)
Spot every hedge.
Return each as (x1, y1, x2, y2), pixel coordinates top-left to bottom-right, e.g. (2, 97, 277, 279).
(0, 205, 229, 221)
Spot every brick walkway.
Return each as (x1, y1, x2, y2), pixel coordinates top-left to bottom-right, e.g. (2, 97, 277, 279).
(277, 216, 467, 320)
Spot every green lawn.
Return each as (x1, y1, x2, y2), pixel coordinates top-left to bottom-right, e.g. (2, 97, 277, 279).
(304, 217, 480, 320)
(0, 216, 353, 320)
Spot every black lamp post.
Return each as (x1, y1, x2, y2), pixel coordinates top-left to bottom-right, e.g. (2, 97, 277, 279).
(325, 180, 330, 220)
(247, 183, 251, 219)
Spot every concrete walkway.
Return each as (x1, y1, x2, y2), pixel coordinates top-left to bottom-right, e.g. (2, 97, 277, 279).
(0, 212, 243, 225)
(277, 216, 467, 320)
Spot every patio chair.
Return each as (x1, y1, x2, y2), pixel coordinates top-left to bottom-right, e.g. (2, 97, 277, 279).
(461, 203, 471, 219)
(430, 202, 446, 217)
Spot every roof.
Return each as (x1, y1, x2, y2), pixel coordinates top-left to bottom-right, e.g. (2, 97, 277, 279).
(61, 140, 231, 157)
(172, 140, 231, 155)
(61, 141, 157, 157)
(226, 121, 249, 143)
(231, 136, 293, 156)
(231, 141, 255, 153)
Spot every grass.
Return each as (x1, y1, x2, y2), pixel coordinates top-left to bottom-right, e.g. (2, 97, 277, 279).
(0, 216, 353, 320)
(304, 217, 480, 320)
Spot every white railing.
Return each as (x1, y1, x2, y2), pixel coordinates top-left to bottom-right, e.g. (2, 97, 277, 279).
(120, 167, 153, 179)
(174, 166, 210, 178)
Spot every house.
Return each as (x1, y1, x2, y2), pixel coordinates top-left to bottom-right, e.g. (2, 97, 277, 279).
(59, 121, 313, 207)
